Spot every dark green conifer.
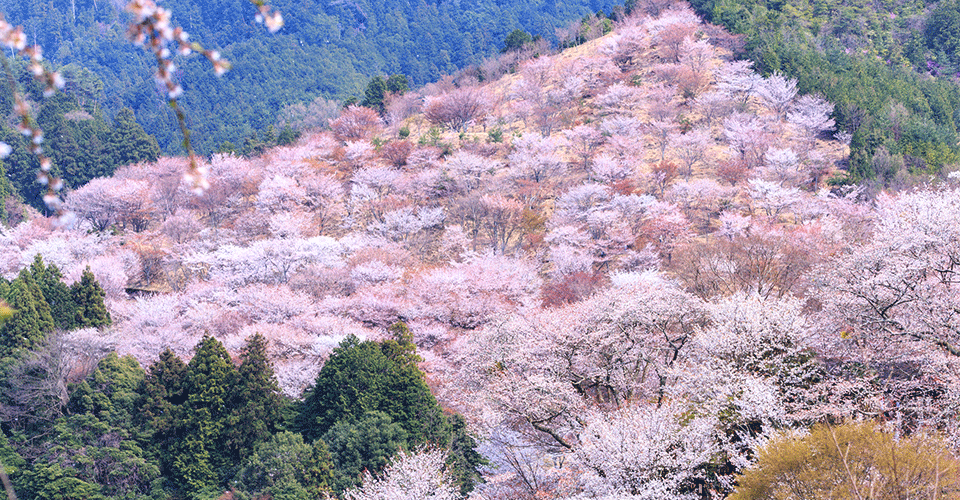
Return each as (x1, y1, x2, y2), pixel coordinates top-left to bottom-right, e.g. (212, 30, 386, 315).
(0, 279, 48, 356)
(322, 411, 408, 493)
(386, 74, 409, 95)
(70, 267, 110, 328)
(183, 335, 239, 489)
(295, 323, 485, 493)
(361, 76, 388, 113)
(223, 333, 286, 471)
(138, 349, 188, 478)
(108, 107, 160, 167)
(234, 431, 334, 500)
(15, 268, 54, 334)
(295, 331, 443, 445)
(29, 255, 77, 330)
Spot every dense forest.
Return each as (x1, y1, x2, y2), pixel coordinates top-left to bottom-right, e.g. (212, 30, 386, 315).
(0, 60, 159, 214)
(682, 0, 960, 187)
(0, 0, 621, 155)
(5, 0, 960, 498)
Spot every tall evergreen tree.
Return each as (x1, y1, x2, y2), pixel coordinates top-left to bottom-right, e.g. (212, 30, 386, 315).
(182, 335, 239, 492)
(0, 275, 51, 357)
(234, 431, 335, 500)
(138, 349, 188, 480)
(70, 267, 110, 328)
(29, 255, 77, 331)
(16, 269, 54, 334)
(386, 74, 410, 94)
(223, 333, 286, 474)
(295, 323, 485, 493)
(108, 107, 160, 168)
(361, 76, 388, 114)
(295, 330, 445, 446)
(321, 411, 408, 493)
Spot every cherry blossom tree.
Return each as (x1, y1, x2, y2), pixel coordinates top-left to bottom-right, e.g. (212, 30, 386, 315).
(677, 38, 718, 82)
(569, 403, 718, 499)
(716, 60, 763, 107)
(693, 294, 822, 422)
(510, 57, 579, 135)
(669, 128, 712, 180)
(818, 188, 960, 362)
(724, 113, 770, 169)
(672, 219, 821, 299)
(406, 253, 540, 329)
(601, 25, 651, 71)
(444, 151, 502, 193)
(331, 105, 384, 142)
(788, 95, 835, 150)
(424, 86, 488, 132)
(161, 210, 202, 245)
(748, 179, 801, 218)
(763, 147, 800, 186)
(564, 125, 604, 171)
(299, 172, 346, 233)
(145, 157, 190, 218)
(594, 84, 645, 116)
(754, 72, 797, 121)
(65, 178, 120, 231)
(188, 236, 344, 287)
(508, 133, 568, 185)
(653, 22, 699, 63)
(458, 272, 707, 453)
(344, 448, 458, 500)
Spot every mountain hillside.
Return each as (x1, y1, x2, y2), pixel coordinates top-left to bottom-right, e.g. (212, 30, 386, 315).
(0, 0, 622, 154)
(3, 2, 960, 499)
(685, 0, 960, 186)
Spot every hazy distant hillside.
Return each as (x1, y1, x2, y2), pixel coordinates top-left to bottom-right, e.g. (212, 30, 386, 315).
(0, 0, 621, 153)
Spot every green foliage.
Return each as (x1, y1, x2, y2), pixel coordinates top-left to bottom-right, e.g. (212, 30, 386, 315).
(386, 74, 410, 94)
(731, 422, 960, 499)
(69, 353, 146, 427)
(71, 267, 111, 329)
(0, 0, 620, 155)
(32, 354, 164, 500)
(361, 76, 388, 114)
(21, 463, 106, 500)
(689, 0, 960, 184)
(926, 0, 960, 73)
(322, 411, 408, 493)
(29, 255, 77, 331)
(295, 330, 442, 444)
(233, 431, 334, 500)
(295, 323, 485, 494)
(0, 62, 159, 210)
(0, 432, 26, 486)
(139, 335, 288, 498)
(0, 162, 15, 225)
(502, 28, 534, 52)
(180, 335, 240, 489)
(138, 349, 188, 478)
(0, 271, 54, 357)
(108, 108, 161, 168)
(362, 74, 410, 114)
(223, 334, 287, 471)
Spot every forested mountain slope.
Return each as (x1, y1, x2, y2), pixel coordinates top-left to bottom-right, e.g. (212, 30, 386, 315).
(680, 0, 960, 187)
(0, 0, 620, 154)
(4, 1, 960, 499)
